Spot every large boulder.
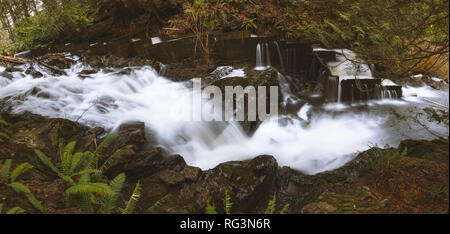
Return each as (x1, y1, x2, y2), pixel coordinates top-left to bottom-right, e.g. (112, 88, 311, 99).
(210, 68, 282, 135)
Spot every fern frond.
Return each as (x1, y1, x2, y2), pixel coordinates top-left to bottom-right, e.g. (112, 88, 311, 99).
(8, 182, 31, 194)
(0, 118, 8, 125)
(1, 159, 12, 182)
(148, 194, 171, 212)
(99, 145, 132, 174)
(6, 207, 25, 214)
(205, 201, 217, 214)
(224, 189, 232, 214)
(65, 182, 112, 198)
(26, 194, 43, 213)
(61, 141, 77, 175)
(121, 181, 141, 214)
(100, 173, 126, 214)
(34, 149, 60, 175)
(280, 204, 290, 214)
(71, 169, 101, 177)
(79, 194, 94, 214)
(94, 134, 118, 159)
(69, 152, 84, 175)
(264, 193, 276, 214)
(11, 163, 34, 182)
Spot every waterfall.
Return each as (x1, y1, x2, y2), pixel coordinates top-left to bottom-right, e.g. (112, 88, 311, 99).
(0, 57, 447, 174)
(327, 76, 339, 102)
(256, 43, 263, 68)
(255, 42, 271, 70)
(274, 41, 285, 73)
(265, 43, 271, 67)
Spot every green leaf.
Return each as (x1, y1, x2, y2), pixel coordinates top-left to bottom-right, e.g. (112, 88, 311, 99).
(224, 189, 232, 214)
(205, 201, 217, 214)
(6, 207, 25, 214)
(94, 134, 117, 159)
(121, 181, 141, 214)
(148, 194, 171, 212)
(280, 204, 290, 214)
(65, 182, 112, 197)
(26, 194, 44, 213)
(1, 159, 12, 182)
(100, 173, 126, 214)
(264, 193, 276, 214)
(11, 163, 34, 182)
(8, 182, 31, 194)
(0, 118, 8, 125)
(34, 149, 60, 175)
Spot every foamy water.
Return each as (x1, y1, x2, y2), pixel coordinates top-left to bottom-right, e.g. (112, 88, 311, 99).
(0, 60, 448, 174)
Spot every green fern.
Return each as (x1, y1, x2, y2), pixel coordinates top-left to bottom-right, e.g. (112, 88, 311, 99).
(94, 134, 118, 160)
(10, 162, 33, 183)
(5, 206, 25, 214)
(98, 145, 131, 174)
(1, 159, 12, 182)
(205, 201, 217, 214)
(148, 194, 172, 212)
(0, 160, 43, 212)
(65, 182, 112, 197)
(34, 141, 100, 185)
(264, 193, 276, 214)
(0, 118, 8, 126)
(280, 204, 290, 214)
(0, 203, 27, 214)
(120, 181, 141, 214)
(224, 189, 232, 214)
(365, 145, 408, 171)
(99, 173, 126, 214)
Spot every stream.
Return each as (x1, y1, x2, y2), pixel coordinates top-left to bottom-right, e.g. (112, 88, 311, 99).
(0, 52, 448, 175)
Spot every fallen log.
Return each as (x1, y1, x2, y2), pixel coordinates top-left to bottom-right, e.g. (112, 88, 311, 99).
(0, 55, 29, 64)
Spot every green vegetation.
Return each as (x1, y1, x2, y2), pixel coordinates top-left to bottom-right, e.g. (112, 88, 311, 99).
(0, 159, 43, 212)
(1, 0, 447, 78)
(33, 139, 146, 214)
(0, 117, 10, 143)
(364, 145, 407, 171)
(0, 0, 95, 51)
(206, 190, 290, 214)
(296, 0, 449, 79)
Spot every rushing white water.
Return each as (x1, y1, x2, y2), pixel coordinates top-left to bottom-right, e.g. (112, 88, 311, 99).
(0, 58, 448, 175)
(255, 42, 271, 70)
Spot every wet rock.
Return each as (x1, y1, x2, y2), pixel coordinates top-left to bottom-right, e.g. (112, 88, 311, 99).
(37, 53, 74, 70)
(165, 59, 213, 82)
(82, 55, 154, 69)
(210, 68, 282, 135)
(5, 66, 23, 73)
(159, 166, 202, 186)
(102, 147, 166, 180)
(0, 112, 101, 171)
(399, 139, 449, 165)
(166, 155, 280, 213)
(25, 66, 43, 78)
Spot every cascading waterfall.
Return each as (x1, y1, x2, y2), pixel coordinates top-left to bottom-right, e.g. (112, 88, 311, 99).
(0, 51, 447, 175)
(255, 42, 271, 70)
(314, 48, 405, 103)
(327, 76, 339, 102)
(274, 41, 285, 73)
(255, 43, 263, 68)
(265, 43, 271, 67)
